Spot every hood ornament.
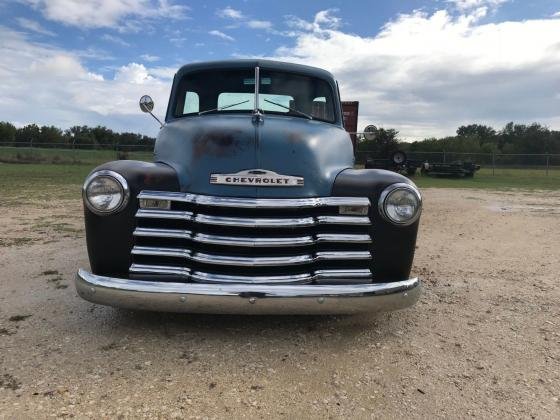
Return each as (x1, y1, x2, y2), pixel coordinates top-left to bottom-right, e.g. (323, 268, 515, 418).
(210, 169, 304, 187)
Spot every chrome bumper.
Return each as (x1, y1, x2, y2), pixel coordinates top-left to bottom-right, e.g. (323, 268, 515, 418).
(75, 269, 420, 315)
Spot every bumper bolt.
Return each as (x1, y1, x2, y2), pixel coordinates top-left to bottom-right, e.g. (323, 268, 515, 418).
(90, 287, 96, 294)
(317, 297, 325, 304)
(180, 296, 186, 303)
(249, 297, 257, 304)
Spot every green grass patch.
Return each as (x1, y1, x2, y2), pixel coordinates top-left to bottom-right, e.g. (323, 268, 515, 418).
(0, 163, 558, 206)
(412, 167, 560, 190)
(0, 146, 152, 165)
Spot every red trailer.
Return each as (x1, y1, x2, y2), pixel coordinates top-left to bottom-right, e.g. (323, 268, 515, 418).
(341, 101, 359, 150)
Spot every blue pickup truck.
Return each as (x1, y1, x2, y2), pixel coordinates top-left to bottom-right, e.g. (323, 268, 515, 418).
(76, 59, 422, 314)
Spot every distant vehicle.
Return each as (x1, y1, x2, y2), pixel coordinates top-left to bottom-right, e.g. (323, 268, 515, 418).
(365, 150, 421, 175)
(75, 60, 421, 315)
(366, 150, 480, 178)
(421, 161, 481, 178)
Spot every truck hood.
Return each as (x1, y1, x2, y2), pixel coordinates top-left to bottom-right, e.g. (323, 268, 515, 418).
(155, 114, 354, 198)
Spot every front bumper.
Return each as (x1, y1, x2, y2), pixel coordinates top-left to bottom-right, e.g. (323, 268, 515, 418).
(75, 269, 420, 315)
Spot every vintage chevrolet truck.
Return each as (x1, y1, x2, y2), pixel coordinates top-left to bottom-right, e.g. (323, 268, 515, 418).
(76, 59, 422, 314)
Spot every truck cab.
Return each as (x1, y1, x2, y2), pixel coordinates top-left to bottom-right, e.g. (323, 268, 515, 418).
(76, 59, 422, 314)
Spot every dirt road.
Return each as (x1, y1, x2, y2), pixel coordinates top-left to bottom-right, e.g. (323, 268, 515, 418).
(1, 189, 559, 419)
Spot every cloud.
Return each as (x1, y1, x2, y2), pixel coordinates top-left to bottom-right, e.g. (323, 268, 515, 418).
(216, 6, 244, 20)
(271, 9, 560, 139)
(15, 17, 55, 36)
(216, 6, 272, 31)
(21, 0, 189, 29)
(247, 20, 272, 30)
(140, 54, 160, 62)
(0, 25, 171, 135)
(101, 34, 131, 47)
(209, 30, 234, 41)
(553, 11, 560, 18)
(446, 0, 509, 11)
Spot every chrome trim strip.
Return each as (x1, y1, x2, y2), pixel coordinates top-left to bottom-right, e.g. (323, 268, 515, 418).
(130, 264, 190, 278)
(314, 269, 372, 279)
(137, 190, 370, 209)
(129, 264, 372, 284)
(194, 214, 316, 228)
(316, 215, 371, 225)
(136, 209, 193, 220)
(75, 269, 421, 315)
(193, 233, 314, 247)
(132, 246, 371, 266)
(132, 246, 191, 259)
(315, 233, 372, 243)
(191, 252, 313, 267)
(136, 211, 371, 227)
(134, 227, 192, 239)
(190, 271, 313, 284)
(133, 228, 370, 247)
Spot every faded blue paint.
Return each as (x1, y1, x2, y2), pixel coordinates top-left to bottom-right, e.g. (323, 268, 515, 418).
(155, 59, 354, 198)
(154, 114, 354, 198)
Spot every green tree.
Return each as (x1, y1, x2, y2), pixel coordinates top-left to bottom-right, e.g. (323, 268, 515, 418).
(0, 121, 17, 145)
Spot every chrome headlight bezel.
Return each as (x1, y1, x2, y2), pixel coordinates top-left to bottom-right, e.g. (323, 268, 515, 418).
(378, 183, 422, 226)
(82, 170, 130, 215)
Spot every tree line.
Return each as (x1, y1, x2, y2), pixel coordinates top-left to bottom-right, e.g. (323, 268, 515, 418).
(0, 122, 155, 150)
(357, 122, 560, 156)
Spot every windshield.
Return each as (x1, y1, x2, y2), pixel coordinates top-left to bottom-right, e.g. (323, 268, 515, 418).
(173, 68, 336, 123)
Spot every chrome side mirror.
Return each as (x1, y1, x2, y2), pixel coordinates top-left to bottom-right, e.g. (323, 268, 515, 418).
(139, 95, 154, 113)
(139, 95, 163, 128)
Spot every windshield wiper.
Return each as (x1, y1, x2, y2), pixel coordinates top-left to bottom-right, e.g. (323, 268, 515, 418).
(198, 100, 250, 115)
(263, 99, 313, 120)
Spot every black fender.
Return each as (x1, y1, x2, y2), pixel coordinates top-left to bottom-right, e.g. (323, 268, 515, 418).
(332, 169, 420, 282)
(83, 160, 180, 276)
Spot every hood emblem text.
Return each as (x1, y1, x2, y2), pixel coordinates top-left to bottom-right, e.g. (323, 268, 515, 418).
(210, 169, 304, 187)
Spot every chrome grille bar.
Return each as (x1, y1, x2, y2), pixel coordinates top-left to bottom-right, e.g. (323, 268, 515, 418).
(136, 211, 370, 227)
(129, 263, 372, 284)
(133, 228, 371, 247)
(131, 246, 371, 266)
(138, 191, 370, 209)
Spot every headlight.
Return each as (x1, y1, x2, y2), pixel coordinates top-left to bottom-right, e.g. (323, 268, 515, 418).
(83, 170, 129, 215)
(378, 183, 422, 225)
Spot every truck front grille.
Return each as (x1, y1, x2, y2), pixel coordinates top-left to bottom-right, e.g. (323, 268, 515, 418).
(130, 191, 373, 284)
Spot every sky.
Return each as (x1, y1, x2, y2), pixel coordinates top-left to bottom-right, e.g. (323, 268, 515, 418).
(1, 0, 560, 140)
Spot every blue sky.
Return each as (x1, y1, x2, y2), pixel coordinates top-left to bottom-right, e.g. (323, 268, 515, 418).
(1, 0, 560, 139)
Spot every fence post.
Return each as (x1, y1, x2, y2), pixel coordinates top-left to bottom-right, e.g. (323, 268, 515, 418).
(442, 150, 446, 163)
(492, 153, 495, 176)
(546, 153, 549, 176)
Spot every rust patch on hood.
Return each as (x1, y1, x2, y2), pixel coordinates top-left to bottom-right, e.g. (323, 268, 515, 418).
(192, 129, 250, 158)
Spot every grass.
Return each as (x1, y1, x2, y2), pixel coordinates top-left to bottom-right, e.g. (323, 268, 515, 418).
(412, 167, 560, 190)
(0, 163, 558, 206)
(0, 146, 152, 165)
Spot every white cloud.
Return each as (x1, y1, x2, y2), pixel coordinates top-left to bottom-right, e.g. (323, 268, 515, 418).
(447, 0, 509, 11)
(216, 6, 244, 20)
(16, 17, 55, 36)
(21, 0, 189, 29)
(272, 9, 560, 139)
(552, 11, 560, 18)
(247, 20, 272, 30)
(0, 26, 170, 134)
(101, 34, 131, 47)
(216, 7, 272, 31)
(140, 53, 160, 62)
(209, 30, 235, 41)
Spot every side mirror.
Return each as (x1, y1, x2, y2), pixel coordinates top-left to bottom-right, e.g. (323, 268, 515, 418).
(139, 95, 154, 113)
(139, 95, 163, 128)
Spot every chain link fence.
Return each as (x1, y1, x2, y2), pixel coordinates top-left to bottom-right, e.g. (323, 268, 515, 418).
(0, 141, 153, 165)
(2, 141, 560, 176)
(355, 150, 560, 175)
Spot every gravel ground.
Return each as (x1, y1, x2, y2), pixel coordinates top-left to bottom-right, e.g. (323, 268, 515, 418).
(0, 188, 559, 419)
